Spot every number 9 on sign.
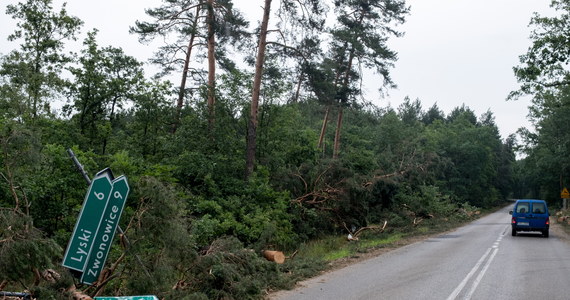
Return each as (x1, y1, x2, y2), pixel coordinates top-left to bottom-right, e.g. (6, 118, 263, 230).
(114, 191, 123, 199)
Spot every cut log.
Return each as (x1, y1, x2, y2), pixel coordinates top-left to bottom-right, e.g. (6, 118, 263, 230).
(262, 250, 285, 264)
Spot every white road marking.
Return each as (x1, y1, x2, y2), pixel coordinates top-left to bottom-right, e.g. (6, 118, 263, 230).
(464, 248, 499, 299)
(445, 248, 492, 300)
(446, 229, 506, 300)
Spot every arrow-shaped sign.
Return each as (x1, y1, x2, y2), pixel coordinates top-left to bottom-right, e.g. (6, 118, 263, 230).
(81, 175, 130, 285)
(63, 170, 113, 272)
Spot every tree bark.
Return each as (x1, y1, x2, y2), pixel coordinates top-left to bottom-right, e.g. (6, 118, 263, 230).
(245, 0, 272, 179)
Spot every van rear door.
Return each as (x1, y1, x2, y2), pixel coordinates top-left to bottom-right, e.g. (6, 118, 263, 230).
(529, 201, 548, 228)
(515, 201, 530, 227)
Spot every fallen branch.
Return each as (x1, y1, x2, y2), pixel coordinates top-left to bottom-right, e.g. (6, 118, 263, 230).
(345, 221, 388, 241)
(286, 249, 299, 260)
(91, 251, 127, 298)
(67, 285, 93, 300)
(413, 217, 424, 226)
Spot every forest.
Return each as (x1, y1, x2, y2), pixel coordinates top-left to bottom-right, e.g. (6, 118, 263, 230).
(1, 0, 569, 299)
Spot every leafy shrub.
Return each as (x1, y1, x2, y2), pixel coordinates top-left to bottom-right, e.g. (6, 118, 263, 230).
(0, 210, 63, 285)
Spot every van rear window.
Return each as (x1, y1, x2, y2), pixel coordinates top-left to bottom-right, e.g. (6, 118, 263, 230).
(516, 202, 530, 213)
(532, 202, 546, 214)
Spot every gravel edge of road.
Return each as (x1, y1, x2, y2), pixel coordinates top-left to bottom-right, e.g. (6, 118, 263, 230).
(551, 217, 570, 243)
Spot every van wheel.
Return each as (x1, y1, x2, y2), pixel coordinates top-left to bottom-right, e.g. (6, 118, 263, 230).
(543, 230, 549, 238)
(512, 228, 516, 236)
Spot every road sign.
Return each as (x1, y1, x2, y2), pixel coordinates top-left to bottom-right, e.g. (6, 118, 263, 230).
(63, 171, 113, 271)
(562, 188, 570, 199)
(81, 176, 130, 285)
(95, 296, 158, 300)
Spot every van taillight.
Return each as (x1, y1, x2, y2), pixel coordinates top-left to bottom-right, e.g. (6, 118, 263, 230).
(546, 218, 550, 225)
(512, 218, 516, 224)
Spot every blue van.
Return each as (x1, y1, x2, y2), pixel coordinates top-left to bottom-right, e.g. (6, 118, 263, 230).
(510, 199, 550, 237)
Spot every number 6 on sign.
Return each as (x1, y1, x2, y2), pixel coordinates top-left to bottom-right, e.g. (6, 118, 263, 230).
(114, 191, 123, 199)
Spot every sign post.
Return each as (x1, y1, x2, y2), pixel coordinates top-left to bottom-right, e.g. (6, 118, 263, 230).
(81, 176, 130, 285)
(62, 170, 113, 272)
(561, 188, 570, 210)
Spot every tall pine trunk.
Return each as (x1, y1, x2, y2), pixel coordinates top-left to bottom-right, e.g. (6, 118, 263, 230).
(332, 11, 362, 159)
(173, 6, 200, 133)
(318, 40, 347, 153)
(246, 0, 272, 179)
(206, 0, 216, 131)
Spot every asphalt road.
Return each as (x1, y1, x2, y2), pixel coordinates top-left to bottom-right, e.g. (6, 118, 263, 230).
(270, 205, 570, 300)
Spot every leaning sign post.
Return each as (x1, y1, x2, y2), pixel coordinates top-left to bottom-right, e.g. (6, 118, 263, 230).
(81, 175, 130, 285)
(62, 170, 113, 272)
(64, 149, 146, 296)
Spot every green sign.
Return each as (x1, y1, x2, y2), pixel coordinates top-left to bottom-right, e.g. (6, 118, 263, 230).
(63, 171, 113, 271)
(81, 176, 130, 285)
(95, 296, 158, 300)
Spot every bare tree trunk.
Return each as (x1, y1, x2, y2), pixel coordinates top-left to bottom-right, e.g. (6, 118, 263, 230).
(333, 106, 343, 159)
(206, 0, 216, 131)
(245, 0, 272, 179)
(292, 72, 303, 103)
(173, 6, 200, 133)
(318, 106, 330, 149)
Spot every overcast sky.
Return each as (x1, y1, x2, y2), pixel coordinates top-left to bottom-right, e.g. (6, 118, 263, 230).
(0, 0, 557, 138)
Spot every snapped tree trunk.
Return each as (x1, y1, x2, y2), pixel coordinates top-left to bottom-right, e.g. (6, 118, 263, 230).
(245, 0, 272, 179)
(318, 105, 330, 150)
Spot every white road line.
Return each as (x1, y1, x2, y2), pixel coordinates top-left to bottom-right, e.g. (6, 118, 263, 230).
(464, 248, 499, 299)
(447, 230, 506, 300)
(446, 248, 492, 300)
